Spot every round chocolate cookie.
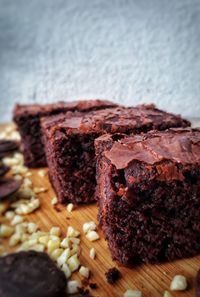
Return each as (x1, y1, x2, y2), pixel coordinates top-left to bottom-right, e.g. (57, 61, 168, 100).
(0, 251, 66, 297)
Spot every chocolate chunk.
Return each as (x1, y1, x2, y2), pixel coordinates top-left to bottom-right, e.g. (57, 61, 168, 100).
(0, 251, 66, 297)
(105, 267, 121, 284)
(0, 179, 22, 200)
(89, 283, 98, 289)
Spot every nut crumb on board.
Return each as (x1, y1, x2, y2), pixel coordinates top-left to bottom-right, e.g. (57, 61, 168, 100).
(105, 267, 121, 284)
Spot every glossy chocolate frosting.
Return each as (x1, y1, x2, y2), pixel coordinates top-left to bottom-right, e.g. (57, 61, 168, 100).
(56, 104, 190, 134)
(105, 128, 200, 169)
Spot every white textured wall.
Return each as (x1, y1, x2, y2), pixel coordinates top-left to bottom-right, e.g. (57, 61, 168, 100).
(0, 0, 200, 122)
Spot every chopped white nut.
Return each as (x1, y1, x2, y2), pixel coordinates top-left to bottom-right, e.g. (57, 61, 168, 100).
(14, 175, 23, 180)
(66, 203, 74, 212)
(23, 178, 32, 187)
(50, 248, 64, 261)
(79, 266, 90, 278)
(35, 230, 47, 237)
(89, 248, 96, 259)
(15, 198, 40, 215)
(5, 211, 15, 220)
(11, 199, 27, 208)
(61, 263, 71, 278)
(70, 237, 80, 245)
(49, 235, 60, 241)
(86, 230, 99, 242)
(17, 241, 29, 251)
(170, 275, 187, 291)
(67, 226, 80, 238)
(60, 237, 70, 249)
(66, 280, 81, 294)
(30, 244, 45, 252)
(51, 197, 58, 205)
(163, 291, 173, 297)
(38, 170, 46, 177)
(83, 221, 96, 234)
(0, 224, 14, 238)
(124, 289, 142, 297)
(9, 233, 21, 246)
(11, 215, 24, 225)
(50, 226, 61, 237)
(16, 187, 35, 198)
(12, 165, 28, 175)
(70, 243, 80, 256)
(21, 233, 29, 242)
(34, 187, 48, 194)
(30, 231, 44, 240)
(57, 248, 70, 267)
(15, 223, 27, 235)
(25, 171, 32, 177)
(28, 238, 38, 246)
(47, 238, 61, 254)
(38, 235, 49, 246)
(0, 126, 12, 139)
(27, 222, 38, 234)
(16, 200, 29, 212)
(13, 152, 23, 162)
(67, 254, 80, 272)
(3, 156, 19, 166)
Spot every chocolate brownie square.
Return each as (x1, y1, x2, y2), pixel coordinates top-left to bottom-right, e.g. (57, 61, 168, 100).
(13, 100, 117, 167)
(95, 128, 200, 265)
(41, 104, 190, 204)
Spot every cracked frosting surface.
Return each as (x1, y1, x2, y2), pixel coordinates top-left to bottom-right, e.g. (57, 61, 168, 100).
(57, 104, 190, 134)
(104, 128, 200, 169)
(14, 99, 117, 116)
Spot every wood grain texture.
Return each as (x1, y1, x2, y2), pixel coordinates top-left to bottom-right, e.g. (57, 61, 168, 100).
(1, 122, 200, 297)
(0, 0, 200, 123)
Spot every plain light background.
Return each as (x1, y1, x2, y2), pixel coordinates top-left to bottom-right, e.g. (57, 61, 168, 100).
(0, 0, 200, 122)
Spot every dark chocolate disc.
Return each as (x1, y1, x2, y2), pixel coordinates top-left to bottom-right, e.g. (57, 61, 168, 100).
(0, 179, 22, 200)
(0, 163, 9, 177)
(0, 140, 18, 155)
(0, 251, 66, 297)
(196, 269, 200, 297)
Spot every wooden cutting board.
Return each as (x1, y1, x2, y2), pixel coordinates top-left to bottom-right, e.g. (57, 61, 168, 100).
(1, 122, 200, 297)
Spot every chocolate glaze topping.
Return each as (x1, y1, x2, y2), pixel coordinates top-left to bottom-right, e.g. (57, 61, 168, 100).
(14, 99, 117, 117)
(105, 128, 200, 169)
(56, 105, 190, 134)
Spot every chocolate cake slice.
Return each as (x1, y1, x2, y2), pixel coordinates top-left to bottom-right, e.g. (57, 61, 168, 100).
(41, 104, 190, 204)
(13, 100, 117, 167)
(95, 128, 200, 265)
